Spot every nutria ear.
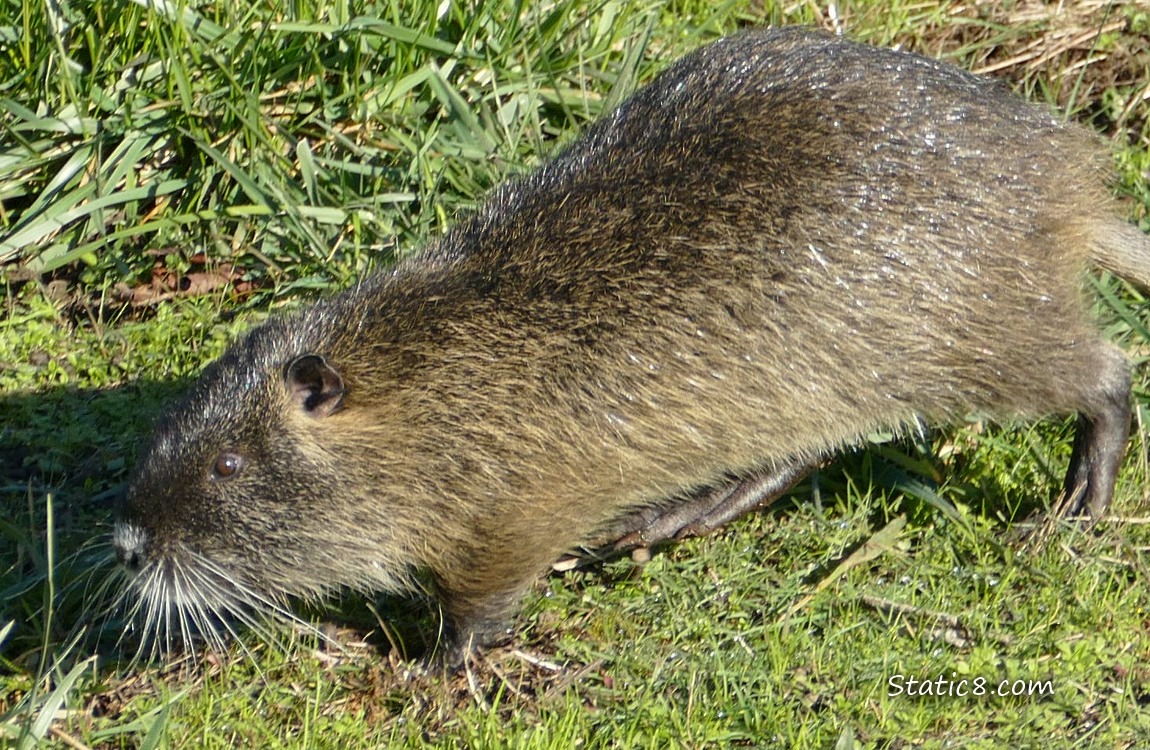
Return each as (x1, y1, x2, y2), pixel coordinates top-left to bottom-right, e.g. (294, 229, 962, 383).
(285, 354, 346, 418)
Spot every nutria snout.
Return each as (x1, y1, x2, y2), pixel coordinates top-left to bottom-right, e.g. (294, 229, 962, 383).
(112, 26, 1150, 664)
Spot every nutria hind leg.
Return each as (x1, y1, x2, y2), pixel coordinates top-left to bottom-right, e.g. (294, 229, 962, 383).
(656, 459, 814, 541)
(1059, 344, 1132, 521)
(558, 458, 816, 567)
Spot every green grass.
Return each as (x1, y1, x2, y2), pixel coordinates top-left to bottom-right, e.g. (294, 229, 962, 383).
(3, 0, 1150, 748)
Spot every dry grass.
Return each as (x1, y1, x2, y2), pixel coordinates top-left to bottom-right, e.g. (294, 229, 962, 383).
(799, 0, 1150, 138)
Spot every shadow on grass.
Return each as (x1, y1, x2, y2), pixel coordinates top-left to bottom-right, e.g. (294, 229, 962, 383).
(1, 379, 189, 670)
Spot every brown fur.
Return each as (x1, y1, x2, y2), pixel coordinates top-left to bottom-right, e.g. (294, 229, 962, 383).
(114, 27, 1150, 662)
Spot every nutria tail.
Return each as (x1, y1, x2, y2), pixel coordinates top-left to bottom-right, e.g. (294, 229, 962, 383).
(1092, 220, 1150, 288)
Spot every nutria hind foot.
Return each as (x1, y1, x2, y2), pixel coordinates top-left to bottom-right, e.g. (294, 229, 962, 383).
(554, 458, 816, 570)
(624, 460, 815, 546)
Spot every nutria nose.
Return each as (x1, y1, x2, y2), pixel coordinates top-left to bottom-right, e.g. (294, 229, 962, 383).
(115, 546, 141, 572)
(112, 523, 147, 573)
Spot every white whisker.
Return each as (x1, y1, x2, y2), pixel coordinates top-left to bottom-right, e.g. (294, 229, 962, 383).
(106, 541, 341, 666)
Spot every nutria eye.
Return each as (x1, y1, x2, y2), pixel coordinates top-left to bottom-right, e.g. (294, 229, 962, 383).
(212, 452, 245, 480)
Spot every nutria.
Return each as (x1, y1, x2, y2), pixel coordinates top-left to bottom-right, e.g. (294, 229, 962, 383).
(112, 26, 1150, 664)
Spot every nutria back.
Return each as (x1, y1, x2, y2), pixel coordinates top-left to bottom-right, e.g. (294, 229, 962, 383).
(113, 27, 1150, 662)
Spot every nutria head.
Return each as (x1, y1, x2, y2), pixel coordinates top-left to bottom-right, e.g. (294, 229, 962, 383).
(112, 314, 423, 650)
